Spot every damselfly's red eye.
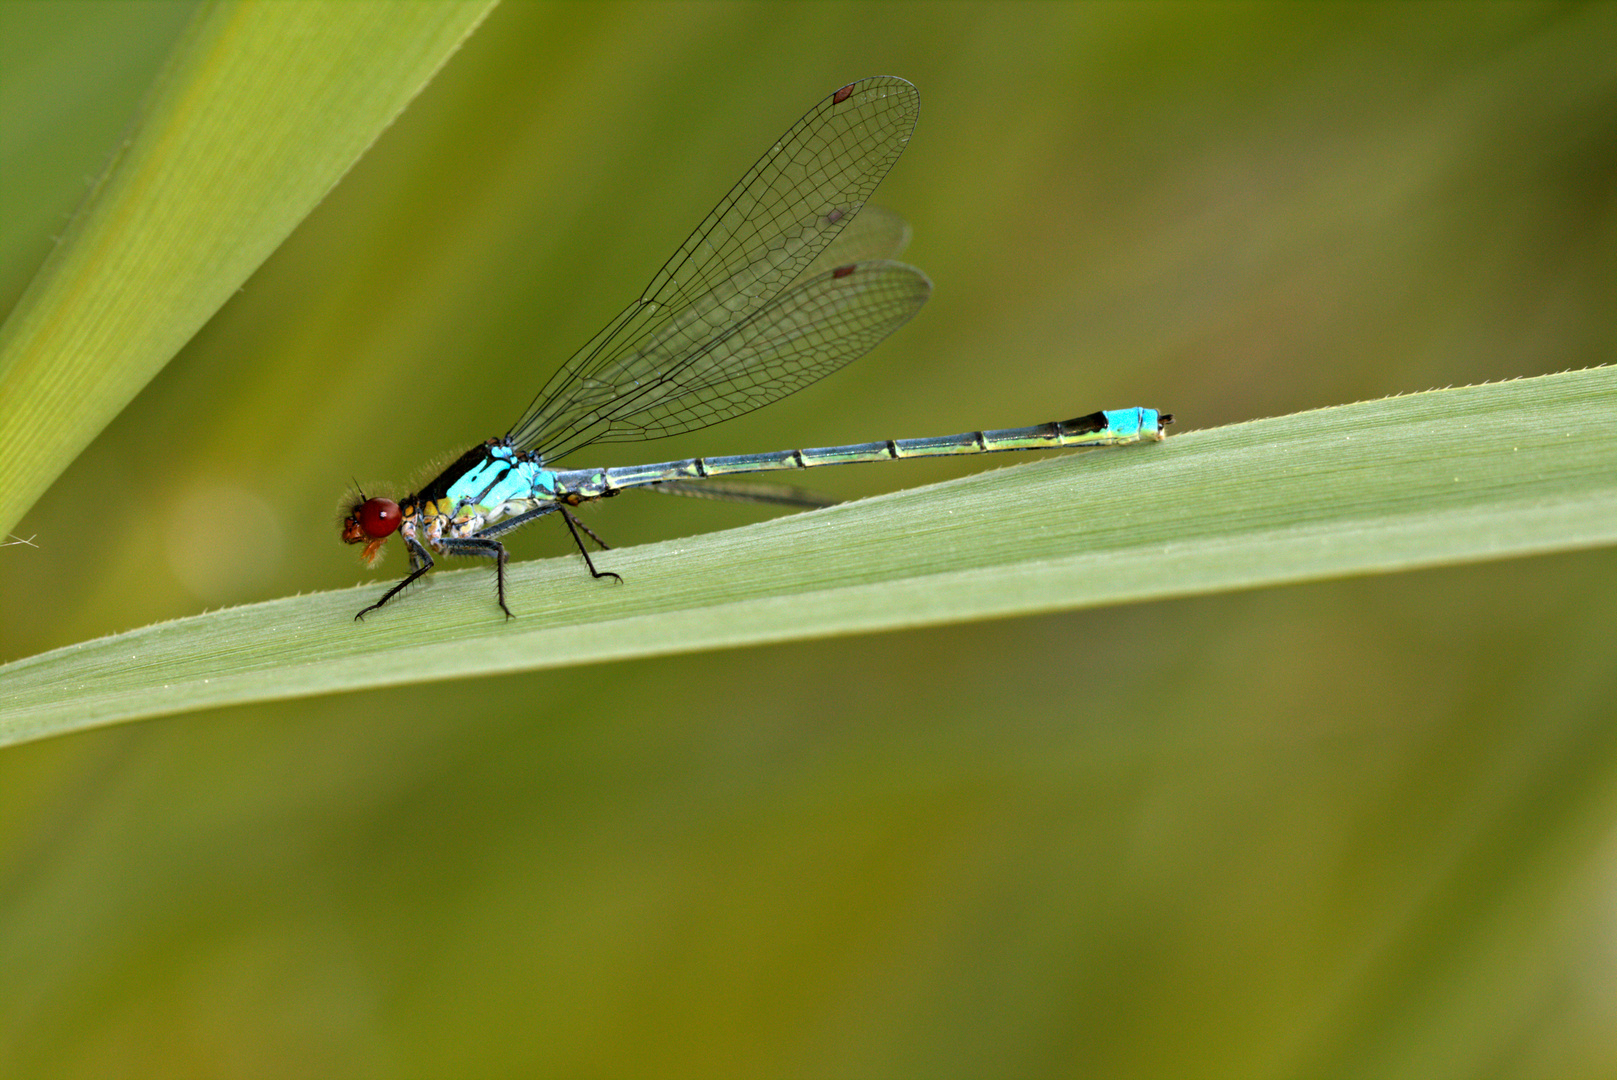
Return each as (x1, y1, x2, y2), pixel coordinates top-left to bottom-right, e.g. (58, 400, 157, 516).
(343, 497, 401, 546)
(356, 498, 402, 539)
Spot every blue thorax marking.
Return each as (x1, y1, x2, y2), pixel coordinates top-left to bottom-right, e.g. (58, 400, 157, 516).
(444, 444, 558, 512)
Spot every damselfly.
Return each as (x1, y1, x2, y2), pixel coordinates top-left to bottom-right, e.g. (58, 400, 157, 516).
(341, 77, 1171, 619)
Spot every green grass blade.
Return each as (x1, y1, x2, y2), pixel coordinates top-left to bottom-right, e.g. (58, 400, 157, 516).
(0, 0, 498, 536)
(2, 366, 1611, 747)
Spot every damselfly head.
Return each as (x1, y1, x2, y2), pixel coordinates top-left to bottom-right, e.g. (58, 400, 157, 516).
(340, 492, 403, 567)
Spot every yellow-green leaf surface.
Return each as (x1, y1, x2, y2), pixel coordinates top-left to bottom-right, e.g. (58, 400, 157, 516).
(0, 0, 497, 536)
(2, 366, 1610, 747)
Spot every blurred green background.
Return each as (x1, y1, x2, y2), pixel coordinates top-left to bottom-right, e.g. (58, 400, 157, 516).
(3, 1, 1615, 1075)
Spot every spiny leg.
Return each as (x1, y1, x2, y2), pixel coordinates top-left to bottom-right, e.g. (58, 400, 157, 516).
(568, 513, 613, 551)
(356, 537, 436, 620)
(439, 504, 570, 618)
(439, 534, 514, 618)
(559, 506, 622, 584)
(474, 503, 560, 540)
